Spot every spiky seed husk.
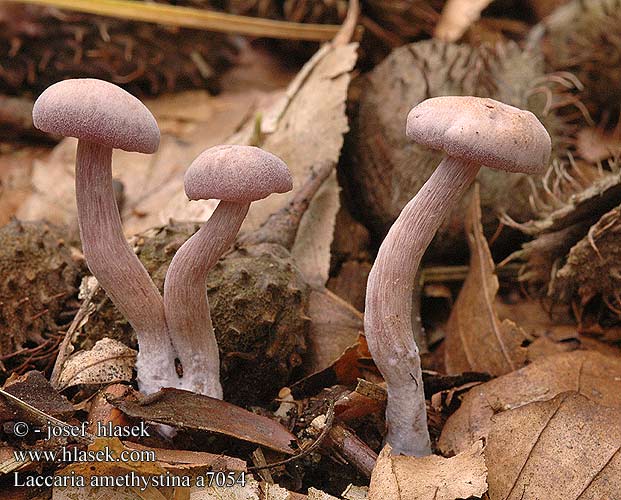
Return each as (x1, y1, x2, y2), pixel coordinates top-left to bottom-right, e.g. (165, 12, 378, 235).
(543, 0, 621, 119)
(82, 221, 309, 405)
(345, 39, 578, 258)
(552, 203, 621, 311)
(0, 219, 81, 358)
(0, 4, 236, 95)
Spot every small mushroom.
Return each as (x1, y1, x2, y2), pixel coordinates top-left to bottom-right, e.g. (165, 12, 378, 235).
(365, 96, 551, 456)
(164, 145, 292, 398)
(32, 79, 177, 395)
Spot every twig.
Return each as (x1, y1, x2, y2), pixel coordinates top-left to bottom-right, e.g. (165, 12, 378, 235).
(6, 0, 352, 41)
(50, 279, 100, 388)
(0, 389, 94, 444)
(247, 400, 335, 471)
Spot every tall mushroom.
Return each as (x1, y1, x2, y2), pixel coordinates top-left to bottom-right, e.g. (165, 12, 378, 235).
(365, 96, 551, 456)
(164, 145, 292, 398)
(32, 79, 177, 395)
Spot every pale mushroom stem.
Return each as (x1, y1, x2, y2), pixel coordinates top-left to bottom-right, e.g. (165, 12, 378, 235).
(75, 140, 177, 395)
(164, 200, 250, 398)
(365, 155, 479, 456)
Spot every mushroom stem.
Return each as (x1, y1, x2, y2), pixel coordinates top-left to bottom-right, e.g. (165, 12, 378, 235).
(365, 155, 479, 456)
(164, 200, 250, 398)
(75, 140, 177, 395)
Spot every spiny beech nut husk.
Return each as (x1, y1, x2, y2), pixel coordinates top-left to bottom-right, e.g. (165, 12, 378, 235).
(83, 221, 310, 405)
(0, 219, 81, 357)
(0, 3, 236, 95)
(345, 40, 570, 258)
(542, 0, 621, 119)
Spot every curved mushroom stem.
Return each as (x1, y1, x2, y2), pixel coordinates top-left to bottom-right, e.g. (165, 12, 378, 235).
(75, 140, 177, 395)
(365, 155, 479, 456)
(164, 200, 250, 398)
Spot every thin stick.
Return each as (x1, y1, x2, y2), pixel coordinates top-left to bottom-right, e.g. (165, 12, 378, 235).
(0, 389, 94, 444)
(247, 400, 335, 471)
(7, 0, 348, 41)
(50, 280, 100, 389)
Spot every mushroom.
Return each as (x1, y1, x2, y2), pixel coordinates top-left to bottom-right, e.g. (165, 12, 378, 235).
(32, 79, 177, 395)
(365, 96, 551, 456)
(164, 145, 293, 398)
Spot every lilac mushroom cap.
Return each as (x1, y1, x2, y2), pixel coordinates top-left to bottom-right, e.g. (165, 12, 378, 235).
(32, 78, 174, 396)
(163, 144, 292, 398)
(185, 145, 293, 202)
(33, 78, 160, 154)
(406, 96, 551, 174)
(365, 96, 551, 456)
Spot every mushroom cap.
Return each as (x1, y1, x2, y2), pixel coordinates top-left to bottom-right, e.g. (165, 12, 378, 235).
(406, 96, 551, 174)
(32, 79, 160, 154)
(185, 145, 293, 203)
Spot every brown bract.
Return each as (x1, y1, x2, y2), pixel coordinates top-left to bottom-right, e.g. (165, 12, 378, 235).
(406, 96, 551, 174)
(32, 78, 160, 154)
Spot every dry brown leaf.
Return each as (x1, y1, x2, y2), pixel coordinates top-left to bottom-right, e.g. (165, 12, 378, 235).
(110, 388, 296, 454)
(486, 391, 621, 500)
(438, 350, 621, 455)
(304, 288, 364, 375)
(291, 171, 341, 287)
(124, 443, 247, 473)
(308, 488, 340, 499)
(56, 338, 136, 390)
(494, 298, 621, 359)
(0, 146, 47, 226)
(369, 441, 487, 500)
(434, 0, 494, 41)
(1, 371, 73, 422)
(54, 437, 170, 499)
(444, 186, 528, 375)
(233, 42, 358, 286)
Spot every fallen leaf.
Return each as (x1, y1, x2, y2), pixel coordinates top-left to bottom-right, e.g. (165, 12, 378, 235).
(110, 388, 296, 454)
(291, 171, 341, 287)
(0, 370, 74, 422)
(54, 437, 172, 499)
(438, 350, 621, 455)
(56, 338, 137, 390)
(369, 441, 487, 500)
(434, 0, 494, 41)
(486, 391, 621, 500)
(189, 482, 261, 499)
(233, 41, 359, 286)
(494, 298, 621, 359)
(444, 186, 528, 375)
(304, 288, 364, 375)
(293, 333, 373, 400)
(308, 488, 340, 499)
(124, 443, 246, 473)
